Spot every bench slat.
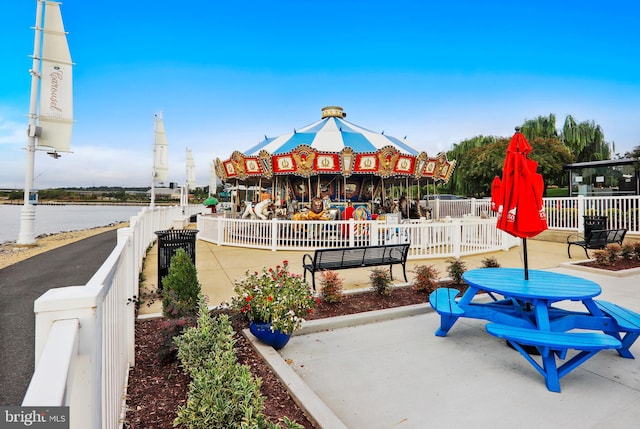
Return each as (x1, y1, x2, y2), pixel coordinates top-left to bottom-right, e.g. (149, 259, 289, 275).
(486, 323, 621, 392)
(595, 300, 640, 332)
(429, 288, 464, 316)
(486, 324, 621, 350)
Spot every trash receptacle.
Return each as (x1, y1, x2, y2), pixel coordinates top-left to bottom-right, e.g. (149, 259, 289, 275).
(155, 229, 198, 291)
(583, 215, 607, 240)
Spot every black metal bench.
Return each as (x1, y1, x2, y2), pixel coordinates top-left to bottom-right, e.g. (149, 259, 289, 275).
(567, 228, 627, 259)
(302, 243, 410, 290)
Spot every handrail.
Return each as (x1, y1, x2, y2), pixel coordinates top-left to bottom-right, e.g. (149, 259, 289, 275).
(22, 319, 79, 406)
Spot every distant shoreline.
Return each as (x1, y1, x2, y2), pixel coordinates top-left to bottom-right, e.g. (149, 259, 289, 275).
(0, 222, 128, 270)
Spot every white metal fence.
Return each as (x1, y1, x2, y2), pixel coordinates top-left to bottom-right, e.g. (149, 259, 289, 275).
(22, 204, 203, 429)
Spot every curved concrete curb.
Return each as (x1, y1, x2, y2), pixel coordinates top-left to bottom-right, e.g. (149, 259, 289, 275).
(560, 260, 640, 277)
(242, 304, 430, 429)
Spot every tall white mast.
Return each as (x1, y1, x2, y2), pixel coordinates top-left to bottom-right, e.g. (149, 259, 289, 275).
(16, 1, 45, 245)
(150, 114, 158, 207)
(18, 1, 74, 244)
(186, 147, 196, 191)
(151, 112, 168, 207)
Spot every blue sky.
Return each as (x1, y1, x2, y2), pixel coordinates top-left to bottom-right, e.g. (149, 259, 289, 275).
(1, 1, 639, 189)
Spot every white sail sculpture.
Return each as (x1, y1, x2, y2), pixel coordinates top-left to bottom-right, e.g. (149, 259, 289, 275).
(150, 113, 169, 207)
(186, 148, 196, 191)
(37, 1, 74, 152)
(18, 0, 74, 245)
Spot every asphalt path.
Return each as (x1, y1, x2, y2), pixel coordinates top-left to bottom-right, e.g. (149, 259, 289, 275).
(0, 230, 117, 405)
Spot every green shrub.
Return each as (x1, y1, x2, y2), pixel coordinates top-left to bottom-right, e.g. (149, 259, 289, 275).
(480, 256, 501, 268)
(445, 258, 467, 285)
(174, 295, 234, 376)
(319, 270, 344, 303)
(162, 248, 201, 319)
(173, 298, 303, 429)
(410, 264, 439, 293)
(174, 351, 265, 429)
(593, 243, 621, 266)
(621, 243, 635, 260)
(634, 242, 640, 260)
(370, 267, 392, 296)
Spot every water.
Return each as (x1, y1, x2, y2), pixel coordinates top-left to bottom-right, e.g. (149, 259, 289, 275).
(0, 204, 144, 244)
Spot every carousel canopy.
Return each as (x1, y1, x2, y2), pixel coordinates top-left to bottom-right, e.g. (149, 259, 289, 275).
(215, 106, 456, 184)
(244, 106, 420, 156)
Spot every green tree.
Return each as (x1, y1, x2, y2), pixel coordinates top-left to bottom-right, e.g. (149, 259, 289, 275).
(162, 248, 201, 319)
(443, 135, 500, 196)
(520, 114, 558, 141)
(457, 136, 574, 197)
(561, 115, 611, 162)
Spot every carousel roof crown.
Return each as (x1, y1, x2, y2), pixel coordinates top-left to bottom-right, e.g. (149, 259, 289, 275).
(215, 106, 455, 183)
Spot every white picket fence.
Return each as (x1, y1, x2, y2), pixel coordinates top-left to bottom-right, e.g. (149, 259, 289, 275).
(197, 216, 518, 259)
(20, 195, 640, 429)
(21, 204, 202, 429)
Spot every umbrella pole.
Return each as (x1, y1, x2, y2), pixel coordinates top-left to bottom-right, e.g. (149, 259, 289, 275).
(523, 238, 529, 280)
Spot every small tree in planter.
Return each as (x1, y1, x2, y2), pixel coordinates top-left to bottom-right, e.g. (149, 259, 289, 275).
(410, 264, 440, 294)
(593, 243, 622, 266)
(633, 242, 640, 261)
(319, 270, 344, 304)
(480, 256, 501, 268)
(162, 248, 201, 319)
(445, 258, 467, 285)
(620, 243, 635, 260)
(370, 267, 392, 296)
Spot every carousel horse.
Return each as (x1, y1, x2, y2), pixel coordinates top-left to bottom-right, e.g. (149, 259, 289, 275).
(286, 199, 299, 220)
(241, 199, 273, 220)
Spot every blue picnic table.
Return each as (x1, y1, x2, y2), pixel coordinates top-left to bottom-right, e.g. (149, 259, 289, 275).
(429, 268, 640, 392)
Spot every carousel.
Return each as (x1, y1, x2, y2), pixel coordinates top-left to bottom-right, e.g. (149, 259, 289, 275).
(215, 106, 456, 221)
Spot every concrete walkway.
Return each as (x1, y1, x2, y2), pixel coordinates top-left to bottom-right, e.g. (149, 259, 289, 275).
(0, 230, 118, 406)
(275, 267, 640, 429)
(138, 236, 640, 428)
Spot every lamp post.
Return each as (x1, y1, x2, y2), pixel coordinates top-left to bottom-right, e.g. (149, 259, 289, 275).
(17, 1, 45, 246)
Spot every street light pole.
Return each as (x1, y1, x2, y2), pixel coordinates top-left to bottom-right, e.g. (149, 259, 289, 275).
(17, 0, 45, 246)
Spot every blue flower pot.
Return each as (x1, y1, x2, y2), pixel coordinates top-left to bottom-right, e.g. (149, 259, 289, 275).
(249, 321, 291, 349)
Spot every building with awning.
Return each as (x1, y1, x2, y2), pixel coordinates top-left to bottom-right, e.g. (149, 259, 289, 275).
(564, 158, 639, 197)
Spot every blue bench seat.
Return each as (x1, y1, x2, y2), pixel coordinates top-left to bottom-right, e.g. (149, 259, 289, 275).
(429, 288, 464, 336)
(595, 300, 640, 358)
(486, 323, 621, 392)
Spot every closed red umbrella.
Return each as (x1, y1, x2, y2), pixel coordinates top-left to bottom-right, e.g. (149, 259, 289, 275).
(492, 129, 548, 279)
(490, 176, 502, 212)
